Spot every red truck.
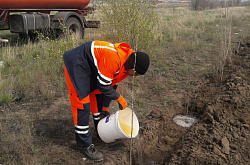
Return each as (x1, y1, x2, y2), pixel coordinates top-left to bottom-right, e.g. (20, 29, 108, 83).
(0, 0, 99, 39)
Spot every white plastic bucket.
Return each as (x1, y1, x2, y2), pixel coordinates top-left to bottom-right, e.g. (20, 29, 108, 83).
(97, 107, 139, 143)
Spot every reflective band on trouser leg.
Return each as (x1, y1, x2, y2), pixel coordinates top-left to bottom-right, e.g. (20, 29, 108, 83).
(75, 102, 92, 147)
(92, 112, 100, 130)
(92, 112, 100, 121)
(64, 66, 92, 147)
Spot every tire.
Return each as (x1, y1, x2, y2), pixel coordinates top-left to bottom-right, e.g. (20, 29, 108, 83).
(65, 17, 84, 40)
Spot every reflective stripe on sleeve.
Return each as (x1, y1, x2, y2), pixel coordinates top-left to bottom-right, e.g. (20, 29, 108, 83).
(91, 41, 113, 85)
(93, 45, 117, 52)
(98, 72, 112, 81)
(97, 75, 112, 85)
(115, 70, 120, 74)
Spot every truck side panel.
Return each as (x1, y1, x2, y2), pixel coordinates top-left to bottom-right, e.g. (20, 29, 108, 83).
(0, 0, 90, 10)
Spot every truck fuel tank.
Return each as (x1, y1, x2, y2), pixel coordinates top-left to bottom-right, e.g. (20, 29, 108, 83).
(0, 0, 90, 10)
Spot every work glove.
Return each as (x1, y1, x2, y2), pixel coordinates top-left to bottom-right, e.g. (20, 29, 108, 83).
(116, 95, 127, 110)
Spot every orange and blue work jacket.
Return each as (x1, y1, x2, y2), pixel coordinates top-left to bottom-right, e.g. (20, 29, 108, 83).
(63, 41, 134, 102)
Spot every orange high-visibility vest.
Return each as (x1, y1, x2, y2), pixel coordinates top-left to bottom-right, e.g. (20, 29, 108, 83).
(91, 41, 134, 85)
(64, 41, 134, 100)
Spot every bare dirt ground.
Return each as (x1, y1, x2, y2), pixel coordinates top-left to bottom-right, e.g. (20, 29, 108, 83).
(163, 38, 250, 165)
(0, 38, 249, 165)
(135, 37, 249, 165)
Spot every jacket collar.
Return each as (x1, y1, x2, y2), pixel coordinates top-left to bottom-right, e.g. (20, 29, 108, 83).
(114, 43, 134, 68)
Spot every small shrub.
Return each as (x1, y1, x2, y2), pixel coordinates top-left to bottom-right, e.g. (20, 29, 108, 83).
(100, 0, 160, 53)
(214, 6, 232, 86)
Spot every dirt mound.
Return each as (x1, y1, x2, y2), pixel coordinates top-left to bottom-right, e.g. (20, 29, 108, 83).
(130, 38, 249, 165)
(160, 39, 249, 165)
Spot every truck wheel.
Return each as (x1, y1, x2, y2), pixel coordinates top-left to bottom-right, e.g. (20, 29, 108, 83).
(65, 17, 83, 39)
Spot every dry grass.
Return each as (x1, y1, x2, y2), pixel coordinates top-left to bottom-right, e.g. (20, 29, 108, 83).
(154, 5, 249, 87)
(0, 34, 89, 104)
(0, 3, 249, 164)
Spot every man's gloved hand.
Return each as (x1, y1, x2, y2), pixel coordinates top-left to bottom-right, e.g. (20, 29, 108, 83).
(117, 95, 127, 110)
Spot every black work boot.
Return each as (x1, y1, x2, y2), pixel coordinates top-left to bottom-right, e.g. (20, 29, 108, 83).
(80, 144, 103, 161)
